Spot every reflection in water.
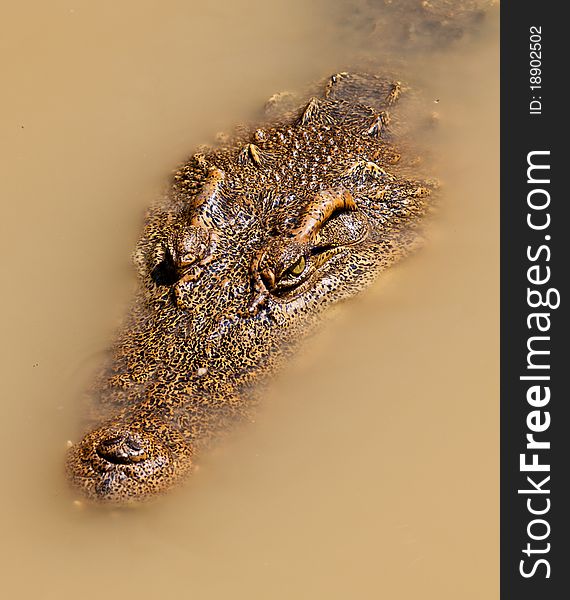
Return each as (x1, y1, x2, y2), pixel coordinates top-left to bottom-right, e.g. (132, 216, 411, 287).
(0, 1, 497, 598)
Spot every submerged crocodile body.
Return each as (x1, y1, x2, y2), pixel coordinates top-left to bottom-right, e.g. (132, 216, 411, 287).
(66, 1, 494, 503)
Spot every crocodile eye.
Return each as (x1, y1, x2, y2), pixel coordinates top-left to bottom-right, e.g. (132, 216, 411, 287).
(288, 255, 306, 277)
(151, 249, 179, 286)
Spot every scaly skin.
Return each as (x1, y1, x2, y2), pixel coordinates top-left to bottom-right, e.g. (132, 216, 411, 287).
(66, 71, 435, 503)
(66, 0, 498, 503)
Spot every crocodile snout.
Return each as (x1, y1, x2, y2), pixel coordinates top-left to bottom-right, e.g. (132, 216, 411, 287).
(66, 420, 193, 504)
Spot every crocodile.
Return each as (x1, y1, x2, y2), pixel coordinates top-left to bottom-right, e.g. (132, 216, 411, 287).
(66, 1, 495, 504)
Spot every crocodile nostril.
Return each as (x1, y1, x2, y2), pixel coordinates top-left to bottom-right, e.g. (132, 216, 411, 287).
(99, 434, 125, 448)
(96, 431, 148, 465)
(125, 437, 143, 452)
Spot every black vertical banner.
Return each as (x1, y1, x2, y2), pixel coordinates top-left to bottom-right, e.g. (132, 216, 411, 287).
(501, 3, 567, 598)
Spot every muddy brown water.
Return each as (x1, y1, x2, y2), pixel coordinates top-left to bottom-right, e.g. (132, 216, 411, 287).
(0, 1, 498, 598)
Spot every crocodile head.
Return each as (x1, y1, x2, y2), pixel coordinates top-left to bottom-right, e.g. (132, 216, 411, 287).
(66, 72, 432, 504)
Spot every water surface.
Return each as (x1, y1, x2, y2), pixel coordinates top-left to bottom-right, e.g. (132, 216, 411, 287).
(0, 2, 498, 598)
